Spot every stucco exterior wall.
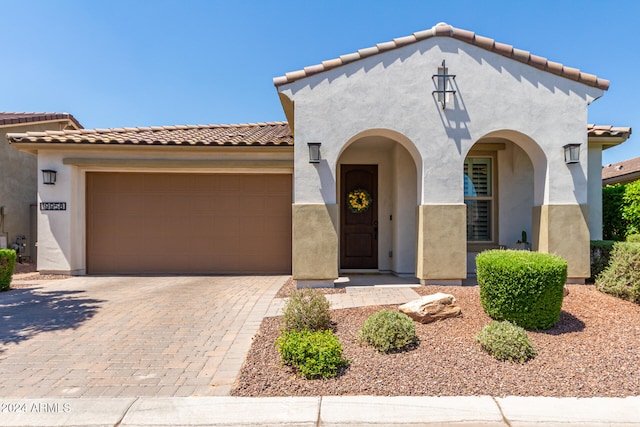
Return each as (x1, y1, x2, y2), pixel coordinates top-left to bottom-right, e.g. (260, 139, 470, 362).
(588, 144, 604, 240)
(280, 37, 601, 208)
(498, 142, 535, 246)
(280, 35, 601, 281)
(1, 121, 71, 259)
(34, 147, 293, 274)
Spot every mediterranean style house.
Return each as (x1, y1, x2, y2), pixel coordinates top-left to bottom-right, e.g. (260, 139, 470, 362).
(7, 23, 631, 285)
(0, 113, 82, 260)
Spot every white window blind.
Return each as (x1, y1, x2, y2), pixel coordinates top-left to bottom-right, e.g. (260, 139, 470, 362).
(464, 157, 493, 242)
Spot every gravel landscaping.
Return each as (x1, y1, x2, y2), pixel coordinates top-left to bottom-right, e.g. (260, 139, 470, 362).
(10, 262, 70, 289)
(233, 284, 640, 397)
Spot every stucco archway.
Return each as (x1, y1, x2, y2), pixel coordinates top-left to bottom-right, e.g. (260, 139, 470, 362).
(336, 130, 420, 276)
(463, 131, 546, 275)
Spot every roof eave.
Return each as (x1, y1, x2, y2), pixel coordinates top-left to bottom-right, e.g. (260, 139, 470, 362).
(273, 23, 610, 91)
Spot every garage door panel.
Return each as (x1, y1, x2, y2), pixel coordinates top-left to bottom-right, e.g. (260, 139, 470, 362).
(87, 172, 292, 274)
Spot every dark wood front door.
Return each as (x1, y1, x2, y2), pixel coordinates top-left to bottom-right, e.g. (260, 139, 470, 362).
(340, 165, 378, 269)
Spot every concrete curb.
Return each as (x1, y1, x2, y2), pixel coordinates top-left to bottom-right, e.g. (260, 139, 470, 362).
(1, 396, 639, 426)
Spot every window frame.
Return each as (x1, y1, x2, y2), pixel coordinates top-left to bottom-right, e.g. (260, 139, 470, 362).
(465, 150, 499, 251)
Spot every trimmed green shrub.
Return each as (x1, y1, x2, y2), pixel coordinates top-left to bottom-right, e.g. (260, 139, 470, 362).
(476, 321, 536, 363)
(596, 242, 640, 304)
(276, 329, 349, 379)
(626, 234, 640, 243)
(476, 250, 567, 330)
(282, 288, 331, 332)
(358, 310, 418, 353)
(622, 181, 640, 236)
(0, 249, 17, 292)
(590, 240, 616, 281)
(603, 184, 627, 241)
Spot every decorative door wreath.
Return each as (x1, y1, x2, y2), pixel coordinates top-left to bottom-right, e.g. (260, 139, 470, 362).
(347, 189, 373, 214)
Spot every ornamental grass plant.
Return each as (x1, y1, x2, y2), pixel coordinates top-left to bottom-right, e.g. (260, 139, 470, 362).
(282, 288, 332, 332)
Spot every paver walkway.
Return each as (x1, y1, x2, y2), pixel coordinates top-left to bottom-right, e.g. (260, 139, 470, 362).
(266, 275, 422, 317)
(0, 275, 286, 398)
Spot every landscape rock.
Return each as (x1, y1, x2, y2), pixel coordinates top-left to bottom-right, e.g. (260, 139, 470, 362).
(399, 293, 462, 324)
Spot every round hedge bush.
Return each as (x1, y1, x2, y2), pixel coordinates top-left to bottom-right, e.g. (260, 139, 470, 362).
(476, 250, 567, 330)
(358, 309, 418, 353)
(476, 320, 536, 363)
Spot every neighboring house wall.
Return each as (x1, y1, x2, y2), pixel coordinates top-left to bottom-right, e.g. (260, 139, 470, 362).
(278, 33, 602, 283)
(0, 121, 74, 260)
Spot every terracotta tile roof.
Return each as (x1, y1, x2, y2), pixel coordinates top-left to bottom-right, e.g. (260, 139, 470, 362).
(587, 124, 632, 139)
(274, 22, 609, 90)
(602, 156, 640, 185)
(7, 122, 293, 146)
(0, 112, 83, 129)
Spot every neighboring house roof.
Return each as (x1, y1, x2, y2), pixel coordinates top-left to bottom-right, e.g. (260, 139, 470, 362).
(274, 22, 609, 90)
(0, 112, 83, 129)
(7, 122, 292, 146)
(602, 156, 640, 186)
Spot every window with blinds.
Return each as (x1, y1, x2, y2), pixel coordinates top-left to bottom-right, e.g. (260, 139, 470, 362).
(464, 157, 493, 242)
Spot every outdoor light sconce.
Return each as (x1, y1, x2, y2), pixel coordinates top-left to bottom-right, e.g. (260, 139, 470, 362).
(308, 142, 321, 163)
(41, 169, 57, 185)
(432, 59, 456, 109)
(563, 144, 581, 164)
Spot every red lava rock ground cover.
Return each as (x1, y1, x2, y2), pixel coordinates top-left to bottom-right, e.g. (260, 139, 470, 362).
(233, 284, 640, 397)
(10, 262, 70, 289)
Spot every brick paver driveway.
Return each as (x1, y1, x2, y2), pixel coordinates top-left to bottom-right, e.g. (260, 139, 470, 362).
(0, 275, 286, 398)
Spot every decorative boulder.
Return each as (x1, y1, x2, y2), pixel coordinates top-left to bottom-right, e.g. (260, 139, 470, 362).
(399, 293, 461, 324)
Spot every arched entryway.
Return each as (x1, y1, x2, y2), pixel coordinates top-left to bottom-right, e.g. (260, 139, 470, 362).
(463, 131, 546, 276)
(336, 130, 420, 277)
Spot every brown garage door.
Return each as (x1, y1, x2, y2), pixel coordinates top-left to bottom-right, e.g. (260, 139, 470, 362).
(86, 172, 292, 274)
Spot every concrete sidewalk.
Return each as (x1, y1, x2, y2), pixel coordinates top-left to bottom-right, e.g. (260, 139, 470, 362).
(2, 395, 639, 426)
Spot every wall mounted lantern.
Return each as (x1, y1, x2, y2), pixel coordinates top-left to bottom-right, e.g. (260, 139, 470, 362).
(307, 142, 321, 163)
(563, 144, 581, 164)
(432, 59, 456, 109)
(42, 169, 57, 185)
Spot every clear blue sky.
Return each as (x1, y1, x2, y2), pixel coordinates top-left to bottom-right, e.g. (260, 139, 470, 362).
(1, 0, 637, 165)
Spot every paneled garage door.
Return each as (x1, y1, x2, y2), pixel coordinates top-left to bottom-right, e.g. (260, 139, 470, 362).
(86, 172, 292, 274)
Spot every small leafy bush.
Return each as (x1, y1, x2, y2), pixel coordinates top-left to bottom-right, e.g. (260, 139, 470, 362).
(596, 242, 640, 304)
(359, 310, 418, 353)
(476, 321, 536, 363)
(476, 250, 567, 330)
(0, 249, 17, 292)
(282, 288, 331, 332)
(590, 240, 616, 281)
(626, 234, 640, 243)
(276, 329, 349, 379)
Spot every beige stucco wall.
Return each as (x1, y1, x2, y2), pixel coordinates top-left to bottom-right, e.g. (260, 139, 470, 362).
(292, 203, 339, 281)
(416, 204, 466, 282)
(535, 204, 591, 280)
(31, 146, 293, 274)
(1, 121, 72, 260)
